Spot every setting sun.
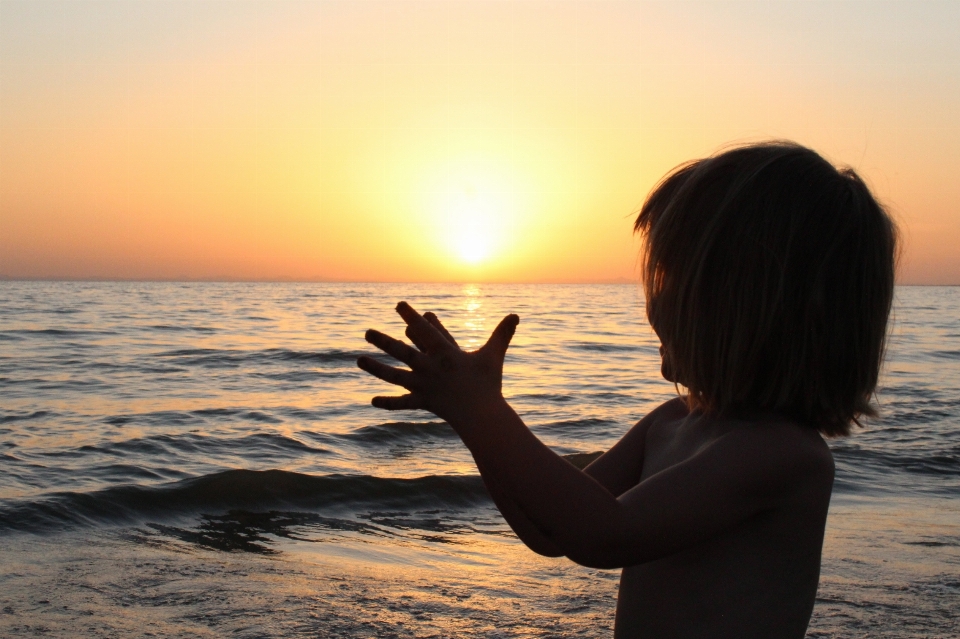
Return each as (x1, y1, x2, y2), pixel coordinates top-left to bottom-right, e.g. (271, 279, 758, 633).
(422, 160, 523, 270)
(448, 187, 496, 265)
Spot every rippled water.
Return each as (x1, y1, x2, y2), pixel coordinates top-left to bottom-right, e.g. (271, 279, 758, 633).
(0, 282, 957, 637)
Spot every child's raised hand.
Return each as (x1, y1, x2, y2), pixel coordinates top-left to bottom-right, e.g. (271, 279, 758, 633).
(357, 301, 519, 424)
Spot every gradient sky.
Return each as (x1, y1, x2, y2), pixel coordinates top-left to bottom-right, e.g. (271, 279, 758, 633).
(1, 0, 958, 284)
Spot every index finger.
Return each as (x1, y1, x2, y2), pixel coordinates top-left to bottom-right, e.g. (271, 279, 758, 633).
(395, 301, 453, 352)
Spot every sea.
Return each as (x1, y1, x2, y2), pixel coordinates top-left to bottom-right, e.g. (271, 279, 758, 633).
(0, 282, 957, 638)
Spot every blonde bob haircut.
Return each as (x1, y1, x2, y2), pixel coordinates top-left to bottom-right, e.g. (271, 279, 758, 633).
(635, 142, 898, 437)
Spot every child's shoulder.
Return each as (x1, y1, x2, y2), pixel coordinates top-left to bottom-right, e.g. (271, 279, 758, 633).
(639, 396, 690, 432)
(718, 413, 835, 478)
(715, 415, 836, 510)
(650, 398, 833, 456)
(643, 402, 835, 497)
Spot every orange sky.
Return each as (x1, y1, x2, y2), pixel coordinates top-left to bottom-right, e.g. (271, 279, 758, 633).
(2, 1, 958, 284)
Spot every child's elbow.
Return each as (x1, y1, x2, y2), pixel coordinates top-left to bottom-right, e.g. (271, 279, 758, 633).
(561, 529, 650, 569)
(531, 546, 565, 559)
(563, 539, 636, 569)
(557, 522, 646, 569)
(565, 550, 625, 570)
(519, 534, 565, 558)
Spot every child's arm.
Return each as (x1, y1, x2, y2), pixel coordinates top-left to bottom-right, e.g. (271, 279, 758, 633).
(358, 303, 832, 569)
(378, 307, 563, 557)
(581, 397, 687, 497)
(474, 459, 564, 557)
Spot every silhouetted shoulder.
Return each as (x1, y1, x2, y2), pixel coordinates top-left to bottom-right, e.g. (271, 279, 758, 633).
(715, 417, 835, 503)
(655, 396, 690, 421)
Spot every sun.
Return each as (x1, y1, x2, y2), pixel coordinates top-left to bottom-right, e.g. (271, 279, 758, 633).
(435, 177, 514, 268)
(419, 157, 524, 272)
(449, 188, 496, 265)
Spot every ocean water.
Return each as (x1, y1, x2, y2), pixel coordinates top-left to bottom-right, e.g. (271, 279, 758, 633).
(0, 282, 957, 638)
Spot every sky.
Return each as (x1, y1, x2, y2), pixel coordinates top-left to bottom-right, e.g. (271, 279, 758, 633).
(1, 0, 958, 284)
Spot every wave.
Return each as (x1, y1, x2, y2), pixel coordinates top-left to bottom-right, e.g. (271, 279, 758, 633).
(141, 506, 505, 554)
(0, 469, 491, 534)
(511, 393, 576, 404)
(70, 432, 332, 460)
(254, 370, 343, 382)
(832, 444, 960, 478)
(875, 393, 960, 421)
(831, 443, 960, 498)
(339, 421, 458, 444)
(337, 421, 612, 448)
(568, 342, 639, 353)
(192, 408, 282, 423)
(0, 328, 115, 337)
(155, 347, 375, 369)
(533, 417, 615, 432)
(0, 410, 55, 424)
(532, 418, 618, 441)
(104, 407, 308, 427)
(0, 450, 600, 535)
(148, 324, 218, 333)
(930, 350, 960, 360)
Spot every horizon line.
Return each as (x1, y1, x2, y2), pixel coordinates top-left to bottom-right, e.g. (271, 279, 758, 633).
(0, 276, 639, 285)
(0, 277, 954, 287)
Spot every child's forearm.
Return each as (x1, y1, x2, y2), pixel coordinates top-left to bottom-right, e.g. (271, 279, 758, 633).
(449, 398, 635, 568)
(472, 455, 564, 557)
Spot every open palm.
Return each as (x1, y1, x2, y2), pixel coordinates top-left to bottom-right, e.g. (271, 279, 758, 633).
(357, 301, 519, 425)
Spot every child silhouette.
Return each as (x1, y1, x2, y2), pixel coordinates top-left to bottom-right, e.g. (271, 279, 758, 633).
(358, 141, 898, 638)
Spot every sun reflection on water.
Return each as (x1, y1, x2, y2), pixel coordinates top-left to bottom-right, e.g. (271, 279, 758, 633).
(461, 284, 485, 349)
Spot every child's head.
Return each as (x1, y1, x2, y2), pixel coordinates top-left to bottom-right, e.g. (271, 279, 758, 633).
(635, 141, 898, 436)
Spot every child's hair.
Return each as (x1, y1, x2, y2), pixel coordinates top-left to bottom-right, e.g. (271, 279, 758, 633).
(635, 141, 898, 437)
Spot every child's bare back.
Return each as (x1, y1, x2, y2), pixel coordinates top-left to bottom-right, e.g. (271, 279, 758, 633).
(358, 141, 897, 636)
(594, 398, 834, 637)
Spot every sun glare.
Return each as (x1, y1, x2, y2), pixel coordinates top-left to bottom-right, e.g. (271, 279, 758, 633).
(430, 171, 518, 269)
(450, 190, 495, 265)
(417, 155, 530, 275)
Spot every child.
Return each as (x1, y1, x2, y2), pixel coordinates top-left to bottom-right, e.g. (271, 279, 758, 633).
(357, 141, 898, 638)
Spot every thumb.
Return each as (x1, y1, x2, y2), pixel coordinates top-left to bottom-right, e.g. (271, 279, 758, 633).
(483, 314, 519, 360)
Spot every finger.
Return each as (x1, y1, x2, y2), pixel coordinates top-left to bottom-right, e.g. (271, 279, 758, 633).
(423, 312, 459, 347)
(405, 325, 430, 352)
(482, 314, 519, 360)
(357, 356, 417, 390)
(371, 394, 426, 411)
(365, 329, 423, 367)
(395, 301, 451, 352)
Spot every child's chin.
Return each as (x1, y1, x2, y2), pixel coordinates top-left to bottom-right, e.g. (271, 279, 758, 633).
(660, 361, 677, 383)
